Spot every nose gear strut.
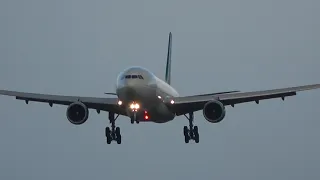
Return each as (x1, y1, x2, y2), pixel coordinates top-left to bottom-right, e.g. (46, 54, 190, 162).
(183, 112, 199, 143)
(130, 111, 140, 124)
(105, 112, 121, 144)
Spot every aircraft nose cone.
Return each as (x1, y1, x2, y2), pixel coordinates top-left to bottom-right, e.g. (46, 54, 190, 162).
(126, 80, 136, 87)
(117, 85, 136, 101)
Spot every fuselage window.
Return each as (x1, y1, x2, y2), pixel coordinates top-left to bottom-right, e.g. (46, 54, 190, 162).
(132, 75, 138, 79)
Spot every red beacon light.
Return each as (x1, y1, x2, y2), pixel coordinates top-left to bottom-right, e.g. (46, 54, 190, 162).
(144, 111, 149, 120)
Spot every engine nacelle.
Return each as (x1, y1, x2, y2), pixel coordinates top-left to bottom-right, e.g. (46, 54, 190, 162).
(203, 100, 226, 123)
(66, 101, 89, 125)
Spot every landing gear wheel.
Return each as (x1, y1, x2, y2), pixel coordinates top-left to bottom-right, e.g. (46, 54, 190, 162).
(194, 126, 199, 143)
(183, 126, 188, 136)
(183, 126, 190, 143)
(130, 116, 134, 124)
(116, 134, 122, 144)
(106, 127, 112, 144)
(107, 137, 112, 144)
(184, 134, 190, 143)
(115, 127, 120, 135)
(115, 127, 121, 144)
(105, 127, 111, 137)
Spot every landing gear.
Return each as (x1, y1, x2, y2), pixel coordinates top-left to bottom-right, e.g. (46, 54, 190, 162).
(105, 112, 121, 144)
(130, 111, 139, 124)
(183, 112, 199, 143)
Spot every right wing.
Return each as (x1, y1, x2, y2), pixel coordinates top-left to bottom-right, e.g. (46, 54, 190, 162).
(166, 84, 320, 116)
(0, 90, 127, 115)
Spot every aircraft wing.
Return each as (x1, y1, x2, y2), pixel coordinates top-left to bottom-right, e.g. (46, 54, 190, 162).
(166, 84, 320, 116)
(0, 90, 126, 115)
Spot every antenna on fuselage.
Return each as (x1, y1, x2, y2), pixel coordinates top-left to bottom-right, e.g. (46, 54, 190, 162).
(165, 32, 172, 85)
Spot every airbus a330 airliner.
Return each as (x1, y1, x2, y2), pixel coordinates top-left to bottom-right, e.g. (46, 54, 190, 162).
(1, 32, 320, 144)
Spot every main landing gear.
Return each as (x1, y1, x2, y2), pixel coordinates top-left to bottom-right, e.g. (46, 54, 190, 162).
(183, 112, 199, 143)
(105, 112, 121, 144)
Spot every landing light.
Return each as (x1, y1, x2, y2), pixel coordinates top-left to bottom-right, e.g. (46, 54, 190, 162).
(158, 96, 162, 99)
(129, 102, 140, 110)
(170, 100, 175, 104)
(118, 100, 123, 105)
(145, 115, 149, 120)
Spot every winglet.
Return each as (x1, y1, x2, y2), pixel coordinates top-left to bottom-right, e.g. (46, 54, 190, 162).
(165, 32, 172, 85)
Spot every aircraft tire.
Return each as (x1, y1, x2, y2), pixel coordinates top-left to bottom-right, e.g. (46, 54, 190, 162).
(194, 126, 199, 143)
(116, 134, 122, 144)
(183, 126, 188, 136)
(184, 126, 190, 143)
(105, 127, 111, 137)
(184, 135, 190, 143)
(115, 127, 120, 135)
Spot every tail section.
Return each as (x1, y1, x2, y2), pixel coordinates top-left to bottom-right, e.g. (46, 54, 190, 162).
(165, 32, 172, 85)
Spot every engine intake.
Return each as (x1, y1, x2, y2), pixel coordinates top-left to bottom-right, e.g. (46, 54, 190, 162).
(66, 101, 89, 125)
(203, 100, 226, 123)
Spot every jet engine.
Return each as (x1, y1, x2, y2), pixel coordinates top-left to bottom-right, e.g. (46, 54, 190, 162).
(203, 100, 226, 123)
(66, 101, 89, 125)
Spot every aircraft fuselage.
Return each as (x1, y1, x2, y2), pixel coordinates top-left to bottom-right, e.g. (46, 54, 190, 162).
(116, 66, 179, 123)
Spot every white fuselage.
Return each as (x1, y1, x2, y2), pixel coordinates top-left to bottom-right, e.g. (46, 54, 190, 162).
(115, 66, 179, 123)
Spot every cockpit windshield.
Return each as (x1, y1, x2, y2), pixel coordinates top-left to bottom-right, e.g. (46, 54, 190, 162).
(122, 75, 144, 80)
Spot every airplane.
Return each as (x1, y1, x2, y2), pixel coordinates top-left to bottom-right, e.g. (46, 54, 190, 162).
(0, 32, 320, 144)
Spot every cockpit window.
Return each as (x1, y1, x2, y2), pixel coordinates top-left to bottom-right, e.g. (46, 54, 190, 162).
(123, 74, 144, 79)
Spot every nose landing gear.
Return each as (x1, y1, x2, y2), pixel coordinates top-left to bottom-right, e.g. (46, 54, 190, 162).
(105, 112, 121, 144)
(183, 112, 199, 143)
(130, 111, 140, 124)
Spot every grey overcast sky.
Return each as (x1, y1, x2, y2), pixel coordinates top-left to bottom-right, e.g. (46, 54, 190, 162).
(0, 0, 320, 179)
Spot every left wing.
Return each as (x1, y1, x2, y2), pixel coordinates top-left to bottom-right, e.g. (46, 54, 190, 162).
(166, 84, 320, 116)
(0, 90, 126, 115)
